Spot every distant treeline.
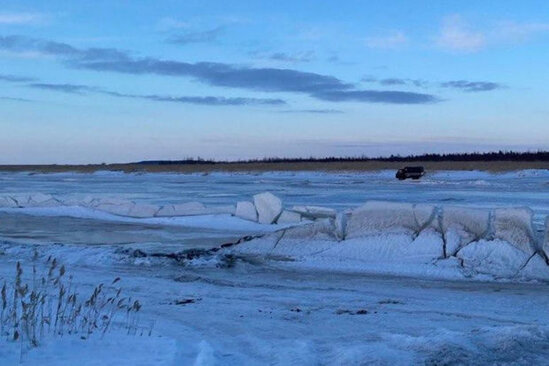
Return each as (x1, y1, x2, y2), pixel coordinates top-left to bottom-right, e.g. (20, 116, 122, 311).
(136, 150, 549, 165)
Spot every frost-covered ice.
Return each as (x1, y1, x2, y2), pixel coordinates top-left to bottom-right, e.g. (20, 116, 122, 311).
(0, 170, 549, 364)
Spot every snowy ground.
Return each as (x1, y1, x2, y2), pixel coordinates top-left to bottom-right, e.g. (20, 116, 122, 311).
(0, 170, 548, 365)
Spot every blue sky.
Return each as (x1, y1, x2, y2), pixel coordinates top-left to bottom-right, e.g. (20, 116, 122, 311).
(1, 0, 549, 163)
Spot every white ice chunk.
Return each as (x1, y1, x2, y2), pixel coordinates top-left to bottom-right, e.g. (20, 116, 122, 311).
(281, 219, 337, 241)
(291, 205, 336, 219)
(270, 220, 338, 257)
(232, 232, 283, 256)
(335, 211, 350, 240)
(94, 198, 135, 216)
(518, 253, 549, 281)
(413, 204, 437, 230)
(253, 192, 282, 224)
(204, 205, 236, 215)
(345, 201, 417, 239)
(235, 201, 258, 222)
(10, 195, 30, 207)
(492, 207, 536, 255)
(28, 193, 61, 207)
(457, 239, 531, 278)
(442, 206, 490, 255)
(442, 206, 490, 239)
(543, 216, 549, 256)
(0, 196, 17, 208)
(156, 202, 207, 217)
(127, 203, 159, 218)
(276, 210, 301, 224)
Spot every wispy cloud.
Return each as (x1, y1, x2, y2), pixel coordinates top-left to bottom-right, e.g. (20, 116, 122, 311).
(256, 50, 315, 63)
(364, 76, 502, 92)
(435, 15, 549, 53)
(440, 80, 504, 92)
(436, 15, 485, 52)
(0, 95, 32, 102)
(157, 17, 190, 31)
(27, 82, 286, 106)
(0, 35, 441, 105)
(365, 31, 407, 49)
(0, 12, 47, 25)
(312, 90, 439, 104)
(494, 21, 549, 42)
(168, 26, 225, 45)
(0, 73, 36, 82)
(278, 109, 344, 114)
(29, 83, 98, 94)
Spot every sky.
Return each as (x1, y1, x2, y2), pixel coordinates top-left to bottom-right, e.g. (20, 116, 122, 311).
(1, 0, 549, 164)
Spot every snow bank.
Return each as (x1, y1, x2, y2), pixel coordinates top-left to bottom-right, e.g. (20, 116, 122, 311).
(442, 206, 490, 256)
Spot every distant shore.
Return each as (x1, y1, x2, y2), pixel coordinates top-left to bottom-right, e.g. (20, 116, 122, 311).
(1, 160, 548, 174)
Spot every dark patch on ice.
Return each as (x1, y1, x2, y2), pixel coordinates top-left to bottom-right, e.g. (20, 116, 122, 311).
(172, 298, 201, 306)
(336, 309, 369, 315)
(378, 299, 403, 305)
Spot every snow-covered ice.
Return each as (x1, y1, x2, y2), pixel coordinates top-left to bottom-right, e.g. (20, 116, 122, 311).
(0, 170, 549, 365)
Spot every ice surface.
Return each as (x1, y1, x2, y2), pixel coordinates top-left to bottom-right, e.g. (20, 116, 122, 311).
(235, 201, 258, 222)
(253, 192, 282, 224)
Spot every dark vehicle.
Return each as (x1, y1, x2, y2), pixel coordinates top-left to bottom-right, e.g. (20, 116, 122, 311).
(396, 166, 425, 180)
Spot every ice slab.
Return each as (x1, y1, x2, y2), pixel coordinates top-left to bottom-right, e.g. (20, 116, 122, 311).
(235, 201, 258, 222)
(253, 192, 282, 224)
(492, 207, 536, 255)
(277, 210, 301, 224)
(345, 201, 418, 239)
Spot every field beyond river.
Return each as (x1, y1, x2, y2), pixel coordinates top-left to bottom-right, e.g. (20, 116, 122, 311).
(1, 159, 549, 174)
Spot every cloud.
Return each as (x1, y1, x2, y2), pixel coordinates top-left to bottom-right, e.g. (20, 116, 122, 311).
(0, 13, 46, 25)
(364, 76, 502, 92)
(365, 31, 407, 49)
(436, 15, 486, 52)
(168, 26, 225, 45)
(27, 82, 286, 105)
(0, 35, 441, 105)
(494, 21, 549, 42)
(312, 90, 439, 104)
(157, 17, 190, 31)
(362, 76, 427, 88)
(0, 73, 36, 82)
(440, 80, 503, 92)
(29, 83, 98, 94)
(116, 93, 286, 106)
(267, 51, 315, 63)
(278, 109, 344, 114)
(0, 96, 32, 102)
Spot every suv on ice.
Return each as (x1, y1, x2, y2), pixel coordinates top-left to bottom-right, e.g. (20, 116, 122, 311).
(396, 166, 425, 180)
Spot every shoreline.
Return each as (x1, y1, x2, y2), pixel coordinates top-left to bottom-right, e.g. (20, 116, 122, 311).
(0, 160, 549, 174)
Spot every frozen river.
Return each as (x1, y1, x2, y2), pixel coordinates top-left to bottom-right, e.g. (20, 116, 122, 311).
(0, 170, 548, 365)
